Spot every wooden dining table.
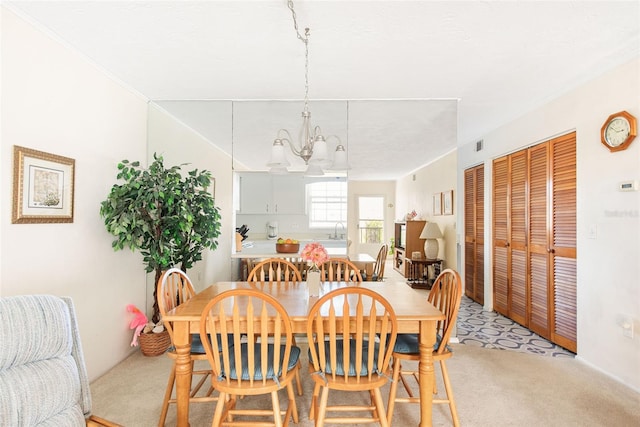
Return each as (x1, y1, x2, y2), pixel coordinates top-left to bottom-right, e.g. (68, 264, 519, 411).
(163, 281, 445, 426)
(349, 253, 376, 278)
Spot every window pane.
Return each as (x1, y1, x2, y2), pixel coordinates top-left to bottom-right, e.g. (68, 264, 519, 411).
(307, 181, 347, 228)
(358, 196, 383, 244)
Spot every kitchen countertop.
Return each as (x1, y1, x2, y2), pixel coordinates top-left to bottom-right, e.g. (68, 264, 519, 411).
(232, 239, 347, 259)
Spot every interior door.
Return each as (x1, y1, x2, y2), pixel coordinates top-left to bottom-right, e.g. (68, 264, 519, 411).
(549, 133, 577, 352)
(493, 156, 509, 316)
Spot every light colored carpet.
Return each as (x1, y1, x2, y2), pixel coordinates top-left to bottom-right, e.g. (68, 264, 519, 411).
(90, 342, 640, 426)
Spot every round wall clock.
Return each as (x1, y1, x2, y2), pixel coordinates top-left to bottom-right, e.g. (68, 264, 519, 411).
(601, 110, 637, 152)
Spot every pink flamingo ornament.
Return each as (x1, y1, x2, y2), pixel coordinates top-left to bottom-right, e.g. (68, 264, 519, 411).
(126, 304, 148, 347)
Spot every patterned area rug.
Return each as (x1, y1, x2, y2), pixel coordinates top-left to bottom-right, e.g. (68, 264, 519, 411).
(456, 296, 575, 358)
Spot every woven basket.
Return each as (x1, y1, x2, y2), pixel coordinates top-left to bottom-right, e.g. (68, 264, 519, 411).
(138, 330, 171, 357)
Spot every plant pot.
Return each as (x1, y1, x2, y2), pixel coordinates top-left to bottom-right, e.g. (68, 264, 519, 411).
(138, 330, 171, 357)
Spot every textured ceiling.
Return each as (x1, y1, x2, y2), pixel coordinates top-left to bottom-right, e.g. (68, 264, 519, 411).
(5, 1, 639, 180)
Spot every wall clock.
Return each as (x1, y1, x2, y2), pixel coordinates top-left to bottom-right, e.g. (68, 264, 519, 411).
(601, 110, 637, 152)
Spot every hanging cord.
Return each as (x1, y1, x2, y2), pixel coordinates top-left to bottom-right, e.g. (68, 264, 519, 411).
(287, 0, 310, 112)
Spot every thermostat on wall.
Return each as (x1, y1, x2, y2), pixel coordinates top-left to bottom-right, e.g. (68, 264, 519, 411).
(619, 180, 639, 191)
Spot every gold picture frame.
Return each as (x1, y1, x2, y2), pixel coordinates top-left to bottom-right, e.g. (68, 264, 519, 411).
(12, 146, 75, 224)
(433, 193, 442, 216)
(443, 190, 454, 215)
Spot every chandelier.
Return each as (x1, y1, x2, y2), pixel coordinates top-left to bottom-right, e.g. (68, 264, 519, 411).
(267, 0, 348, 176)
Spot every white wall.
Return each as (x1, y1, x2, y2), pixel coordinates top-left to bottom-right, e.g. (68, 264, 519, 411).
(147, 104, 235, 293)
(396, 150, 458, 270)
(458, 58, 640, 391)
(1, 8, 149, 380)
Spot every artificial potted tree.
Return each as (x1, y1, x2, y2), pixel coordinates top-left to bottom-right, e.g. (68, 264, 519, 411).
(100, 153, 222, 355)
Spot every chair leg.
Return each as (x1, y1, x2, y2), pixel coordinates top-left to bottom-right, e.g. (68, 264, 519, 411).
(386, 357, 402, 425)
(211, 392, 227, 427)
(158, 364, 176, 427)
(295, 361, 304, 396)
(309, 383, 321, 420)
(286, 381, 299, 424)
(315, 386, 330, 427)
(440, 360, 460, 427)
(271, 390, 283, 427)
(372, 387, 389, 427)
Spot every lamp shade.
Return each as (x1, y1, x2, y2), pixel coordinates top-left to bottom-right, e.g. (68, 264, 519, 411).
(309, 135, 328, 163)
(420, 222, 442, 260)
(420, 222, 443, 239)
(329, 144, 350, 170)
(267, 139, 290, 167)
(304, 163, 325, 177)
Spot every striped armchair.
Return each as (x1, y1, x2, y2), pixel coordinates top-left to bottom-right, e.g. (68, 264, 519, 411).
(0, 295, 120, 426)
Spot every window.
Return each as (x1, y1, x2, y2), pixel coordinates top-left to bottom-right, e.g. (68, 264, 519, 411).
(307, 181, 347, 228)
(358, 196, 384, 244)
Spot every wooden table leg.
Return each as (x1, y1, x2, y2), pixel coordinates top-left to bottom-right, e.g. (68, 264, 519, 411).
(418, 320, 436, 427)
(365, 262, 374, 278)
(173, 321, 193, 427)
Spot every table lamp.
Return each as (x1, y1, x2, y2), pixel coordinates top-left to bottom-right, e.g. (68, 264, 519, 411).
(420, 222, 442, 260)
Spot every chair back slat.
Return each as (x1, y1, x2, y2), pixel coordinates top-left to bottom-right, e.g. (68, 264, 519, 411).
(428, 269, 462, 355)
(371, 245, 388, 281)
(157, 268, 197, 344)
(200, 289, 294, 389)
(319, 258, 363, 282)
(248, 258, 302, 283)
(307, 287, 397, 385)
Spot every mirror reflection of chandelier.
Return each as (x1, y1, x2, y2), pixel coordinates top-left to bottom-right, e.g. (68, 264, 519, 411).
(267, 0, 348, 176)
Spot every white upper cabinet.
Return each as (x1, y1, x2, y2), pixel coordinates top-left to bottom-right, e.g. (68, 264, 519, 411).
(238, 173, 305, 215)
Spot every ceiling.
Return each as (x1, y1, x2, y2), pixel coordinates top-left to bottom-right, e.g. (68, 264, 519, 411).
(5, 1, 639, 180)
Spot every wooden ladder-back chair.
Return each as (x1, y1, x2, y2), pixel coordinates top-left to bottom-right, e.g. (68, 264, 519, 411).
(157, 268, 220, 426)
(247, 258, 303, 283)
(386, 268, 462, 426)
(306, 287, 398, 427)
(319, 258, 363, 283)
(365, 245, 388, 281)
(200, 288, 300, 427)
(247, 257, 304, 396)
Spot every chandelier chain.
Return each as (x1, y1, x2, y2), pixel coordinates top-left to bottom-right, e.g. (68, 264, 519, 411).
(287, 0, 310, 111)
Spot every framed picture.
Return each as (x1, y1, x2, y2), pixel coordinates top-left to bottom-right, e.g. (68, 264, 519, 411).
(443, 190, 454, 215)
(433, 193, 442, 216)
(12, 146, 75, 224)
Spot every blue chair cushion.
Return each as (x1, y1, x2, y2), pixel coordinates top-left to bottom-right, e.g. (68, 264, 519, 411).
(171, 334, 233, 355)
(392, 333, 446, 354)
(309, 339, 382, 376)
(225, 343, 301, 381)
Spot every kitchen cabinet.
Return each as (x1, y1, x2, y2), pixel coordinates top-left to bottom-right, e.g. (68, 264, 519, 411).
(238, 173, 305, 214)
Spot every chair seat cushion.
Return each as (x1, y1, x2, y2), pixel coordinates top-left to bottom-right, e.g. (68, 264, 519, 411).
(309, 339, 382, 376)
(392, 333, 445, 354)
(225, 343, 300, 381)
(171, 334, 232, 355)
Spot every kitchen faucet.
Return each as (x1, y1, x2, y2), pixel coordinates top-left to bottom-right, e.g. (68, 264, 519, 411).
(331, 222, 346, 240)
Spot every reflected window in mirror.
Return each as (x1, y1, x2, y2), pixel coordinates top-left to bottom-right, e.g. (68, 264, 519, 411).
(307, 180, 347, 228)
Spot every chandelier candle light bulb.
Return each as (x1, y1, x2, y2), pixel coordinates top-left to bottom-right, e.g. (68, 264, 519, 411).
(300, 242, 328, 296)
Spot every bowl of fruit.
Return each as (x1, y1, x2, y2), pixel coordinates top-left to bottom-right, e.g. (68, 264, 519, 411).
(275, 238, 300, 253)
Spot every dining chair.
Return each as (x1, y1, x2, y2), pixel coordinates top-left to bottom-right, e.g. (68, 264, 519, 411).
(319, 258, 363, 283)
(157, 268, 220, 426)
(364, 245, 388, 281)
(306, 287, 397, 427)
(386, 268, 462, 426)
(247, 258, 303, 283)
(200, 288, 300, 427)
(247, 257, 304, 396)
